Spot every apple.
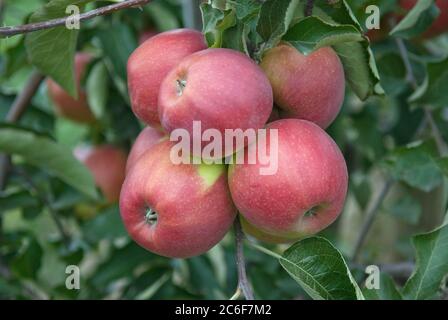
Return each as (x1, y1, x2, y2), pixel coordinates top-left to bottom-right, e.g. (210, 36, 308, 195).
(127, 28, 207, 127)
(47, 53, 95, 123)
(126, 126, 166, 173)
(228, 119, 348, 243)
(75, 145, 127, 203)
(260, 44, 345, 129)
(400, 0, 448, 38)
(158, 48, 273, 159)
(120, 140, 237, 258)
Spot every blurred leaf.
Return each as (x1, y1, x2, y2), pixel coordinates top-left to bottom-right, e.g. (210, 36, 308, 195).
(402, 223, 448, 299)
(11, 236, 43, 279)
(0, 191, 39, 213)
(86, 61, 108, 118)
(409, 57, 448, 109)
(144, 1, 180, 31)
(390, 0, 440, 38)
(382, 141, 443, 192)
(283, 16, 363, 55)
(0, 124, 98, 199)
(97, 22, 136, 102)
(362, 273, 403, 300)
(273, 237, 363, 300)
(376, 52, 407, 96)
(91, 242, 156, 288)
(257, 0, 300, 49)
(25, 0, 93, 98)
(384, 193, 421, 225)
(82, 205, 127, 243)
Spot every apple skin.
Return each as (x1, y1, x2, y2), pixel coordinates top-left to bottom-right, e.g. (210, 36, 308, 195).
(400, 0, 448, 38)
(127, 29, 207, 127)
(47, 53, 95, 123)
(75, 145, 127, 203)
(158, 48, 273, 159)
(126, 126, 166, 173)
(260, 44, 345, 129)
(228, 119, 348, 243)
(119, 140, 237, 258)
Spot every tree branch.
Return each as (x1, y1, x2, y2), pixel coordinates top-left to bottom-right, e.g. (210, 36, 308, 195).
(0, 0, 151, 38)
(234, 218, 255, 300)
(305, 0, 315, 17)
(351, 179, 394, 262)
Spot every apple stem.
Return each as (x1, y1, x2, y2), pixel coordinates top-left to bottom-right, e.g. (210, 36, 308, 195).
(234, 218, 255, 300)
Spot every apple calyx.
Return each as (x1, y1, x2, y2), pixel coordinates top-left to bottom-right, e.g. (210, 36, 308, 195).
(176, 79, 187, 97)
(145, 207, 158, 225)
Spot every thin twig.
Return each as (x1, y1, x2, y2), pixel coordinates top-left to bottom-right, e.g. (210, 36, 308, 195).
(234, 218, 255, 300)
(0, 0, 151, 38)
(351, 179, 394, 262)
(305, 0, 315, 17)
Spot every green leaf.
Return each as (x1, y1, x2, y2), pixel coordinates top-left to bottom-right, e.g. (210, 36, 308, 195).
(86, 61, 108, 118)
(402, 223, 448, 299)
(409, 57, 448, 109)
(11, 236, 43, 279)
(309, 0, 384, 99)
(283, 16, 363, 55)
(384, 193, 421, 225)
(363, 273, 403, 300)
(0, 191, 39, 213)
(390, 0, 440, 38)
(97, 22, 136, 102)
(200, 3, 236, 48)
(382, 141, 443, 192)
(25, 0, 93, 98)
(0, 124, 98, 199)
(279, 237, 363, 300)
(257, 0, 300, 49)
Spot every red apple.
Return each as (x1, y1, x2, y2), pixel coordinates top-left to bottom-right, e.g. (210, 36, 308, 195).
(47, 53, 95, 123)
(126, 126, 166, 173)
(158, 48, 273, 159)
(228, 119, 348, 243)
(127, 29, 207, 127)
(260, 44, 345, 129)
(75, 145, 127, 203)
(120, 140, 237, 258)
(400, 0, 448, 38)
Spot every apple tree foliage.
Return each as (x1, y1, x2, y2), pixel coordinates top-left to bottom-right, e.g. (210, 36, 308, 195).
(0, 0, 448, 300)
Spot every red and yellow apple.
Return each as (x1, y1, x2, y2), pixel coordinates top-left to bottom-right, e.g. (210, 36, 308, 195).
(120, 140, 237, 258)
(47, 53, 95, 123)
(158, 48, 273, 159)
(260, 44, 345, 129)
(75, 145, 127, 203)
(228, 119, 348, 243)
(126, 126, 166, 173)
(127, 28, 207, 127)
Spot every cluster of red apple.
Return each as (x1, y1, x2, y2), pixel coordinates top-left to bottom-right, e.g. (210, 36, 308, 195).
(119, 28, 348, 258)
